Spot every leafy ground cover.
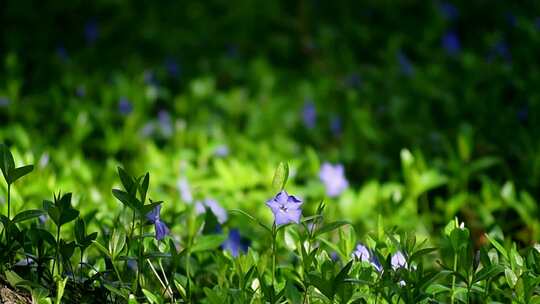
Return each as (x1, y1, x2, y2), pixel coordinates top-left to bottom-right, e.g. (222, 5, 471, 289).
(1, 1, 540, 303)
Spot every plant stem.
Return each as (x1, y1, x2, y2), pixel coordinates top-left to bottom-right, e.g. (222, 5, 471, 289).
(451, 252, 458, 304)
(158, 259, 174, 301)
(7, 183, 10, 219)
(271, 222, 277, 290)
(52, 226, 61, 276)
(137, 215, 144, 293)
(112, 259, 125, 285)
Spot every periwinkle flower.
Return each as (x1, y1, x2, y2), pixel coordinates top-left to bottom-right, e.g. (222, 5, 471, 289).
(214, 145, 229, 157)
(437, 2, 459, 20)
(442, 31, 460, 56)
(265, 190, 303, 225)
(391, 251, 408, 270)
(164, 57, 180, 78)
(0, 97, 9, 107)
(118, 97, 133, 115)
(302, 100, 317, 129)
(84, 19, 99, 45)
(330, 116, 342, 136)
(352, 243, 370, 262)
(39, 214, 48, 225)
(177, 178, 193, 203)
(39, 153, 49, 168)
(397, 51, 414, 76)
(141, 122, 156, 137)
(158, 110, 173, 137)
(195, 199, 228, 224)
(146, 205, 170, 241)
(319, 163, 349, 197)
(222, 229, 248, 257)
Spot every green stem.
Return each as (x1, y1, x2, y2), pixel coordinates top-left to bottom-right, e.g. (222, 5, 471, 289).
(7, 183, 11, 219)
(137, 215, 144, 293)
(112, 259, 125, 285)
(451, 252, 458, 304)
(52, 226, 61, 276)
(271, 223, 277, 290)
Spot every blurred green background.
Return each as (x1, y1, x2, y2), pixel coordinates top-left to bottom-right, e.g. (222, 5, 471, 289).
(1, 1, 540, 248)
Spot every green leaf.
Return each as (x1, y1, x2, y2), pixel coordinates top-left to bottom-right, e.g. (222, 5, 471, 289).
(0, 144, 15, 184)
(272, 162, 289, 192)
(112, 189, 142, 211)
(12, 209, 45, 223)
(504, 268, 518, 288)
(139, 172, 150, 203)
(314, 221, 350, 237)
(8, 164, 34, 183)
(474, 264, 504, 283)
(191, 234, 227, 253)
(74, 218, 86, 245)
(118, 167, 137, 195)
(92, 240, 111, 258)
(109, 230, 126, 259)
(55, 276, 68, 304)
(230, 209, 271, 233)
(485, 234, 508, 260)
(59, 208, 79, 226)
(142, 289, 161, 304)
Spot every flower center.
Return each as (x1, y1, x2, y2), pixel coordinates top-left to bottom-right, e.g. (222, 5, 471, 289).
(279, 204, 288, 212)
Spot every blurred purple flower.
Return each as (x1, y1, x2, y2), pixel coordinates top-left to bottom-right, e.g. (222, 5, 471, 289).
(266, 190, 303, 225)
(158, 110, 173, 137)
(195, 199, 228, 224)
(76, 85, 86, 97)
(0, 97, 9, 107)
(56, 45, 69, 62)
(487, 40, 511, 62)
(214, 145, 229, 157)
(118, 97, 133, 115)
(391, 251, 407, 270)
(39, 214, 48, 225)
(437, 2, 459, 20)
(344, 73, 362, 88)
(144, 70, 157, 85)
(84, 19, 99, 45)
(442, 31, 460, 56)
(141, 122, 156, 137)
(397, 51, 414, 76)
(222, 229, 248, 257)
(302, 100, 317, 129)
(177, 178, 193, 203)
(146, 205, 170, 241)
(164, 58, 180, 78)
(39, 153, 49, 168)
(330, 116, 342, 136)
(331, 251, 340, 261)
(319, 162, 349, 197)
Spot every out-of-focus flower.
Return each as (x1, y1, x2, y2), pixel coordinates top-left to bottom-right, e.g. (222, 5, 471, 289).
(39, 153, 49, 168)
(397, 51, 414, 76)
(487, 40, 511, 62)
(330, 116, 342, 136)
(442, 31, 460, 56)
(56, 45, 69, 62)
(118, 97, 133, 115)
(0, 97, 9, 107)
(144, 70, 157, 85)
(302, 100, 317, 129)
(222, 229, 248, 257)
(177, 178, 193, 203)
(214, 145, 229, 157)
(146, 205, 170, 241)
(141, 122, 156, 137)
(319, 163, 349, 197)
(195, 198, 228, 224)
(266, 190, 303, 225)
(164, 57, 180, 78)
(39, 214, 48, 225)
(158, 110, 173, 138)
(76, 85, 86, 97)
(344, 72, 362, 88)
(437, 2, 459, 20)
(84, 19, 99, 45)
(391, 251, 408, 270)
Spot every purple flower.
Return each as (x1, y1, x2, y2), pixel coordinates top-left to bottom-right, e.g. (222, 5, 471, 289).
(442, 31, 460, 56)
(39, 153, 49, 168)
(370, 255, 383, 273)
(319, 163, 349, 197)
(222, 229, 248, 257)
(158, 110, 173, 137)
(437, 2, 459, 21)
(265, 190, 303, 225)
(302, 101, 317, 129)
(391, 251, 407, 270)
(56, 45, 69, 62)
(330, 116, 342, 136)
(164, 58, 180, 78)
(352, 243, 370, 262)
(195, 199, 228, 224)
(118, 97, 133, 115)
(146, 205, 170, 241)
(0, 97, 9, 107)
(177, 178, 193, 203)
(39, 214, 48, 225)
(214, 145, 229, 157)
(76, 85, 86, 97)
(397, 51, 414, 76)
(84, 19, 99, 45)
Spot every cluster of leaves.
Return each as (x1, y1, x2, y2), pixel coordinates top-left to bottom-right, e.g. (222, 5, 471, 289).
(1, 147, 540, 303)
